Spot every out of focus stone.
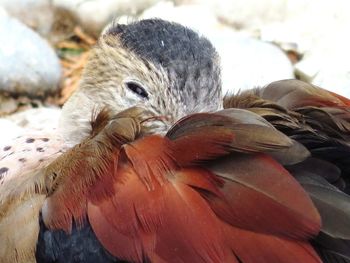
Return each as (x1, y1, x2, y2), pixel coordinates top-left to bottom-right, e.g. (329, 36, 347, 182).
(0, 95, 17, 115)
(295, 40, 350, 98)
(48, 7, 77, 44)
(0, 10, 61, 95)
(0, 0, 54, 36)
(260, 0, 350, 55)
(53, 0, 159, 36)
(268, 0, 350, 97)
(173, 0, 287, 30)
(141, 1, 222, 33)
(208, 31, 294, 94)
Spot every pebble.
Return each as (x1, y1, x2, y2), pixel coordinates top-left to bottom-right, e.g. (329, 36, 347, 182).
(173, 0, 287, 30)
(260, 0, 350, 54)
(0, 95, 17, 115)
(295, 44, 350, 98)
(141, 1, 222, 34)
(209, 31, 294, 94)
(0, 0, 54, 36)
(0, 9, 61, 95)
(53, 0, 159, 36)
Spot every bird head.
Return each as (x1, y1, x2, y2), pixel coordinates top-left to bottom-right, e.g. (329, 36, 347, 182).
(59, 19, 222, 146)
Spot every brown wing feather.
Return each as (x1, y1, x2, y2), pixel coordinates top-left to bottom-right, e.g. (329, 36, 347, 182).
(225, 224, 321, 263)
(258, 79, 350, 109)
(0, 107, 145, 262)
(206, 153, 320, 239)
(0, 102, 325, 262)
(167, 109, 304, 166)
(88, 140, 236, 262)
(225, 79, 350, 262)
(87, 132, 321, 262)
(42, 109, 144, 231)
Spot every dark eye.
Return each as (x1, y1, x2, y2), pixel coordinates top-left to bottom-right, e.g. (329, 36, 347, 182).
(125, 81, 149, 99)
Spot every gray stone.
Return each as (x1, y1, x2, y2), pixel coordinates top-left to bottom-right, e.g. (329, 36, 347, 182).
(141, 2, 221, 34)
(259, 0, 350, 54)
(0, 0, 54, 36)
(295, 41, 350, 98)
(53, 0, 159, 36)
(173, 0, 287, 30)
(208, 30, 294, 94)
(0, 94, 17, 115)
(0, 10, 61, 95)
(270, 0, 350, 97)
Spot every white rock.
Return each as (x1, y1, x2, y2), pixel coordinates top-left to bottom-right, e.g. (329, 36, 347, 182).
(5, 107, 62, 131)
(0, 0, 54, 36)
(174, 0, 287, 31)
(53, 0, 159, 36)
(0, 119, 24, 146)
(0, 95, 17, 115)
(141, 2, 222, 33)
(208, 31, 294, 94)
(268, 0, 350, 98)
(0, 10, 61, 95)
(260, 0, 350, 54)
(295, 39, 350, 98)
(176, 0, 350, 64)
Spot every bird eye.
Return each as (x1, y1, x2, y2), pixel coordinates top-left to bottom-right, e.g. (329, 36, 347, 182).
(125, 81, 149, 99)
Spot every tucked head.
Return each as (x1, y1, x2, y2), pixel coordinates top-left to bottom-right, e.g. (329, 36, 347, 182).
(60, 19, 222, 146)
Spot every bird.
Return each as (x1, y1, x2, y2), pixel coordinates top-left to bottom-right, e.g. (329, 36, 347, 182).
(0, 18, 350, 263)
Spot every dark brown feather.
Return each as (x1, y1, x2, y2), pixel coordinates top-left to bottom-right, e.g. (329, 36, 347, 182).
(224, 79, 350, 263)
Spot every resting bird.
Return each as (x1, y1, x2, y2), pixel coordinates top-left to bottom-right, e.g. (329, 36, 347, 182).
(0, 18, 350, 263)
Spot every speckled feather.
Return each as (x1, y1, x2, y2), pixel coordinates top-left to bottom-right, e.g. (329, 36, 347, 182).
(0, 129, 68, 263)
(0, 130, 67, 184)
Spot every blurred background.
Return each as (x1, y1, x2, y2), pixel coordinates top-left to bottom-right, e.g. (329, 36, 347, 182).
(0, 0, 349, 143)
